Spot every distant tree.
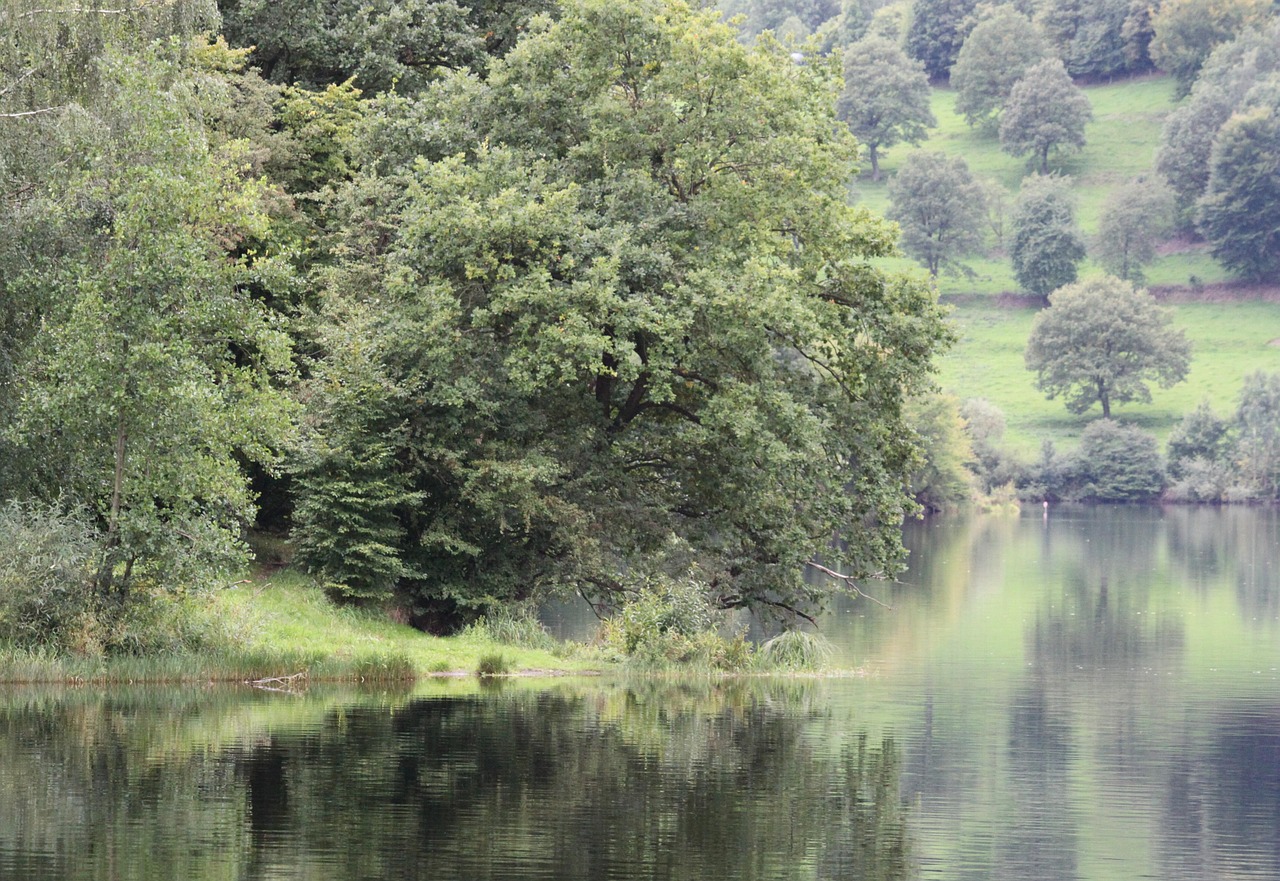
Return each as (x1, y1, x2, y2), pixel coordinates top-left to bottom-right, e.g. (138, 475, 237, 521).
(951, 6, 1050, 129)
(1196, 96, 1280, 282)
(1095, 177, 1175, 283)
(1155, 23, 1280, 214)
(1075, 420, 1166, 502)
(1009, 175, 1086, 298)
(1166, 400, 1231, 478)
(1233, 371, 1280, 498)
(904, 391, 974, 511)
(837, 36, 936, 180)
(905, 0, 979, 80)
(999, 58, 1092, 173)
(1039, 0, 1149, 79)
(1148, 0, 1273, 96)
(976, 177, 1011, 249)
(867, 1, 910, 41)
(1024, 276, 1192, 419)
(888, 151, 987, 277)
(1120, 0, 1158, 72)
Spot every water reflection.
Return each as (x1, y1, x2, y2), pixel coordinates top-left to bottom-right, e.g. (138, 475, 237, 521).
(3, 508, 1280, 881)
(0, 683, 912, 881)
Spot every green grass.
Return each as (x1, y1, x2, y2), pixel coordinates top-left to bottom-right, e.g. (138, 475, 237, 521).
(855, 73, 1238, 296)
(0, 569, 607, 684)
(939, 300, 1280, 454)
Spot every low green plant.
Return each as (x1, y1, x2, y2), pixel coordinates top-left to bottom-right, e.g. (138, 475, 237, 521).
(604, 576, 753, 670)
(476, 652, 510, 677)
(353, 651, 415, 681)
(758, 630, 836, 672)
(475, 605, 556, 650)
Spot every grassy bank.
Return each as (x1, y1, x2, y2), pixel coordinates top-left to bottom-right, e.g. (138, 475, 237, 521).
(0, 570, 607, 685)
(938, 301, 1280, 454)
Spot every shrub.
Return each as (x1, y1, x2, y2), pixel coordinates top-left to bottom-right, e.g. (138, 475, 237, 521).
(605, 576, 754, 670)
(759, 630, 836, 671)
(0, 501, 98, 651)
(1076, 420, 1166, 501)
(476, 652, 510, 676)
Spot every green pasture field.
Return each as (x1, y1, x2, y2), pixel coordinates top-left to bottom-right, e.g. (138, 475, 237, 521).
(854, 74, 1231, 295)
(937, 301, 1280, 455)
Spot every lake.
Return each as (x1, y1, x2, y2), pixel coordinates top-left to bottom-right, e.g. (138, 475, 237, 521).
(1, 506, 1277, 880)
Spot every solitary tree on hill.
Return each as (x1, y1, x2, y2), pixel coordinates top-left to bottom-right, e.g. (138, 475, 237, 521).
(887, 151, 986, 277)
(1009, 174, 1086, 298)
(837, 36, 935, 181)
(999, 58, 1092, 173)
(1025, 276, 1192, 419)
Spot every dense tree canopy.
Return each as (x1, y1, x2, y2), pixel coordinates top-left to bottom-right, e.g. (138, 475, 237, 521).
(1156, 23, 1280, 214)
(951, 5, 1050, 130)
(292, 0, 950, 628)
(216, 0, 553, 92)
(1149, 0, 1273, 96)
(1039, 0, 1154, 79)
(1025, 276, 1191, 419)
(0, 2, 295, 595)
(837, 36, 935, 180)
(1196, 94, 1280, 281)
(905, 0, 979, 80)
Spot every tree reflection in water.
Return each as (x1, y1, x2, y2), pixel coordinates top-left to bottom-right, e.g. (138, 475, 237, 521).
(0, 683, 914, 881)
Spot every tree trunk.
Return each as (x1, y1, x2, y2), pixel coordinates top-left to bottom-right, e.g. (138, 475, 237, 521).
(1098, 379, 1111, 419)
(868, 146, 881, 181)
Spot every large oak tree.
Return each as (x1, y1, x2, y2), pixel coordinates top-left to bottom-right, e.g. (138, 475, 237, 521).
(293, 0, 951, 628)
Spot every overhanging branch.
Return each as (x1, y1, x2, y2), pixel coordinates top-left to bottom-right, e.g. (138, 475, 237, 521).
(804, 561, 892, 609)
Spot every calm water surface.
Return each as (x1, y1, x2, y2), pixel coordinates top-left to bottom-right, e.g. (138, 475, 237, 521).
(1, 506, 1277, 881)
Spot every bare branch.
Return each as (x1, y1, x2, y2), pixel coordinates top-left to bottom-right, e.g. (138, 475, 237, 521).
(0, 106, 61, 119)
(804, 561, 892, 609)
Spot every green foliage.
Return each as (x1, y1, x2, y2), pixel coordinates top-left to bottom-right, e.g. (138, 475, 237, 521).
(1232, 371, 1280, 498)
(1075, 419, 1166, 501)
(0, 502, 98, 651)
(951, 5, 1050, 130)
(1095, 176, 1175, 283)
(1156, 24, 1280, 215)
(2, 15, 297, 600)
(296, 0, 950, 626)
(475, 652, 511, 676)
(477, 605, 557, 650)
(887, 151, 986, 276)
(758, 629, 836, 670)
(1009, 175, 1087, 297)
(1197, 97, 1280, 282)
(1149, 0, 1273, 96)
(904, 391, 975, 510)
(217, 0, 553, 92)
(837, 36, 936, 180)
(1167, 401, 1232, 478)
(999, 58, 1093, 173)
(1039, 0, 1154, 79)
(604, 576, 754, 669)
(1025, 276, 1192, 419)
(905, 0, 979, 80)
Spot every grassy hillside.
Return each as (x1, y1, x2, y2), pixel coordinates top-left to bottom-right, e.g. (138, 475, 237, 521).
(849, 72, 1280, 452)
(938, 301, 1280, 455)
(857, 74, 1232, 295)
